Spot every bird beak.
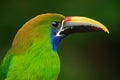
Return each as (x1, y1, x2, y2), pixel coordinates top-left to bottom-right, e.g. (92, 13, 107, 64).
(56, 17, 109, 36)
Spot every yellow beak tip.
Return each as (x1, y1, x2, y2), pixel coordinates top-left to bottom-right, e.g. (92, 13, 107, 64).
(106, 30, 109, 34)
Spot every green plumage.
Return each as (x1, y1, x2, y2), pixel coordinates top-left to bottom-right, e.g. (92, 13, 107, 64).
(1, 42, 59, 80)
(0, 13, 64, 80)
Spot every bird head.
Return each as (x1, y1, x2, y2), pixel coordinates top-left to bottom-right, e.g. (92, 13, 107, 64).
(48, 14, 109, 52)
(11, 13, 109, 54)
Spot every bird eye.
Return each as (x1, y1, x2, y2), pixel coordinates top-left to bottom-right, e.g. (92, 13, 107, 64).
(51, 21, 59, 28)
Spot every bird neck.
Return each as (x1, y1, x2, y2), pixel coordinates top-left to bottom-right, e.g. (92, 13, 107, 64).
(24, 40, 60, 80)
(10, 25, 60, 79)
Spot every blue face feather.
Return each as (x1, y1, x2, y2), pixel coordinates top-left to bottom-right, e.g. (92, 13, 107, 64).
(50, 28, 64, 52)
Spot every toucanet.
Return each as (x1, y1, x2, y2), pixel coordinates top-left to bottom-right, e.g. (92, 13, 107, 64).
(0, 13, 109, 80)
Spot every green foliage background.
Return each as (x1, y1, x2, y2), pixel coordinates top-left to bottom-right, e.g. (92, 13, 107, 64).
(0, 0, 119, 80)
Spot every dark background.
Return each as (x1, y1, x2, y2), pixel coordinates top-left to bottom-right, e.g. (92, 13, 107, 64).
(0, 0, 120, 80)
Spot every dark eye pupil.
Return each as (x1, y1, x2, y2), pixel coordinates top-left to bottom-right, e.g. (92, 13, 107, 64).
(51, 21, 59, 28)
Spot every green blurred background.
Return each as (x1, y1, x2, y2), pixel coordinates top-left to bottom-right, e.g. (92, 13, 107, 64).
(0, 0, 119, 80)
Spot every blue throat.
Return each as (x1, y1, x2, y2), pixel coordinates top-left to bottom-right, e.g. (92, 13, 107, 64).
(50, 28, 64, 52)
